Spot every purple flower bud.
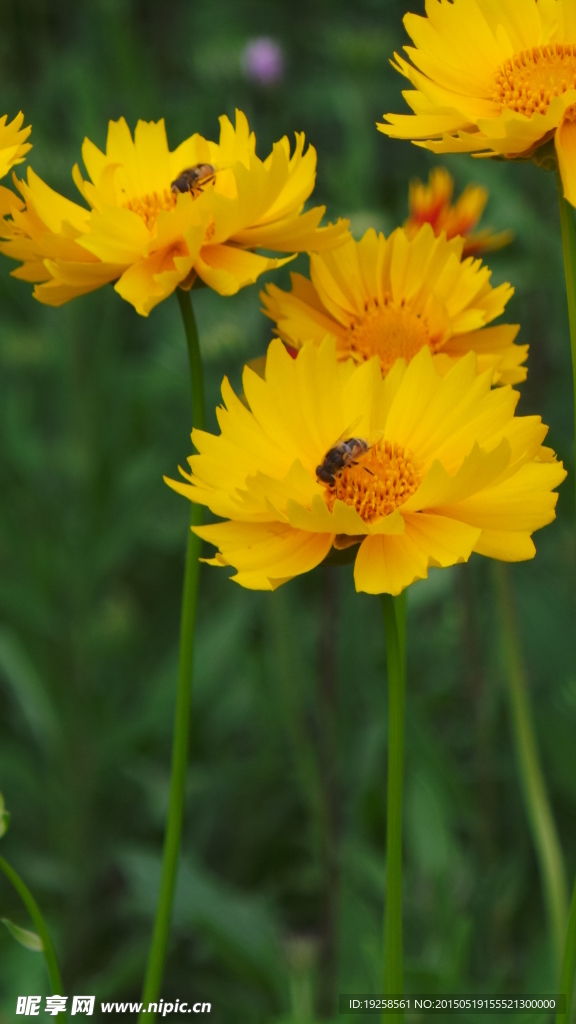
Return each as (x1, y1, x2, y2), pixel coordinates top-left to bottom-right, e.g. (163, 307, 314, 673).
(241, 38, 285, 86)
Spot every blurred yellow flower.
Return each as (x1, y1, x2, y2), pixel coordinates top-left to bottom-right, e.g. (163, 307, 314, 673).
(0, 112, 31, 181)
(261, 225, 527, 384)
(166, 339, 564, 595)
(378, 0, 576, 206)
(405, 167, 513, 257)
(0, 110, 349, 316)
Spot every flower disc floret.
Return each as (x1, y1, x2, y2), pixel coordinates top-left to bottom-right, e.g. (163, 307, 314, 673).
(348, 298, 433, 373)
(166, 338, 565, 595)
(378, 0, 576, 208)
(261, 225, 527, 384)
(494, 45, 576, 117)
(324, 440, 421, 523)
(0, 110, 349, 315)
(123, 188, 177, 229)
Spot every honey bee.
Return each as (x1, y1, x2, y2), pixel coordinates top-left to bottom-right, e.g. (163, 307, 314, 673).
(170, 163, 216, 196)
(316, 425, 382, 487)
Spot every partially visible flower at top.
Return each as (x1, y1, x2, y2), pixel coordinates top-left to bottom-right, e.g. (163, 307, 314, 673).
(0, 110, 349, 316)
(378, 0, 576, 207)
(261, 224, 527, 385)
(0, 112, 31, 181)
(166, 339, 564, 594)
(405, 167, 513, 257)
(241, 37, 285, 86)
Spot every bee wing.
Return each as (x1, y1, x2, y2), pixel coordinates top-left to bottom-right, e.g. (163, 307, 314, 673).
(210, 162, 232, 176)
(327, 421, 384, 450)
(365, 428, 384, 450)
(329, 416, 363, 448)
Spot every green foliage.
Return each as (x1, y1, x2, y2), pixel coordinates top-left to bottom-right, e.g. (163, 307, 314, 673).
(0, 792, 9, 840)
(0, 0, 574, 1021)
(1, 918, 43, 953)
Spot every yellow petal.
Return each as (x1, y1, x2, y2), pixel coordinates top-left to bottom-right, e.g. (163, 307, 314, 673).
(195, 243, 293, 295)
(22, 167, 90, 235)
(556, 117, 576, 208)
(473, 529, 536, 561)
(402, 439, 511, 512)
(193, 519, 333, 589)
(77, 207, 150, 263)
(114, 248, 190, 315)
(353, 532, 427, 595)
(441, 460, 566, 532)
(353, 511, 480, 595)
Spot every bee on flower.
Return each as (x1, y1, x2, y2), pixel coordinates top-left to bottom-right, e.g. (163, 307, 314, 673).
(405, 167, 513, 257)
(0, 110, 349, 316)
(261, 224, 527, 385)
(166, 339, 564, 595)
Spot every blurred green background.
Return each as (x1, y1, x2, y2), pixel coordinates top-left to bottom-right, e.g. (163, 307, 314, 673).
(0, 1, 575, 1021)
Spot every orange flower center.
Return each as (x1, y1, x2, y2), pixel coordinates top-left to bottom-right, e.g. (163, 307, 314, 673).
(343, 298, 433, 375)
(123, 189, 177, 230)
(323, 440, 421, 524)
(494, 45, 576, 117)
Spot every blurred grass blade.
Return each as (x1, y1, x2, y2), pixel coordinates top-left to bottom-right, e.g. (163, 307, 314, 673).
(0, 626, 60, 750)
(0, 790, 10, 838)
(557, 875, 576, 1023)
(1, 917, 43, 951)
(382, 592, 406, 1017)
(124, 849, 283, 994)
(268, 590, 325, 848)
(557, 178, 576, 526)
(0, 854, 64, 995)
(494, 563, 567, 973)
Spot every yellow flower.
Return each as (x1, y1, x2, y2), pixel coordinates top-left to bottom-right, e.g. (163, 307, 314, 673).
(166, 339, 564, 595)
(378, 0, 576, 206)
(0, 110, 349, 316)
(405, 167, 513, 256)
(0, 112, 31, 181)
(261, 224, 527, 384)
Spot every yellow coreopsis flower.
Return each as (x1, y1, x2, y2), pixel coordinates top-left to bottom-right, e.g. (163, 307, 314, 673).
(405, 167, 513, 256)
(261, 224, 527, 384)
(0, 112, 31, 181)
(0, 110, 349, 316)
(378, 0, 576, 206)
(166, 339, 564, 595)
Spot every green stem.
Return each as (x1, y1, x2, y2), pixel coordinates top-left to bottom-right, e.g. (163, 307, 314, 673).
(140, 289, 205, 1021)
(0, 854, 64, 997)
(554, 173, 576, 1023)
(176, 288, 206, 433)
(493, 563, 567, 974)
(557, 177, 576, 523)
(394, 591, 406, 680)
(382, 592, 407, 1022)
(557, 876, 576, 1023)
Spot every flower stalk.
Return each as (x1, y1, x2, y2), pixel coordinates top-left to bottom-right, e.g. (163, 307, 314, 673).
(555, 178, 576, 1019)
(557, 177, 576, 528)
(140, 289, 205, 1019)
(493, 563, 567, 973)
(557, 876, 576, 1023)
(0, 854, 64, 999)
(382, 592, 406, 1020)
